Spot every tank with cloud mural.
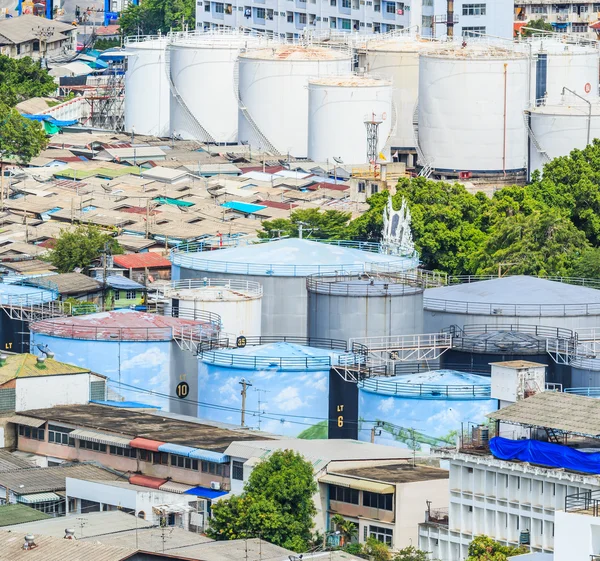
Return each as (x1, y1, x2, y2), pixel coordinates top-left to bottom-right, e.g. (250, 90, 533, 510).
(358, 370, 498, 451)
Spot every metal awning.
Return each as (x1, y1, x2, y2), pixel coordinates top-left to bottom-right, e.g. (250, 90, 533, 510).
(130, 437, 165, 451)
(6, 415, 45, 428)
(17, 492, 61, 504)
(159, 481, 194, 494)
(70, 429, 132, 448)
(319, 474, 395, 494)
(188, 449, 229, 464)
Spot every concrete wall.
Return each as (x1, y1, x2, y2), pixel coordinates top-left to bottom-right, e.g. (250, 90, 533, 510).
(15, 374, 91, 412)
(554, 510, 600, 561)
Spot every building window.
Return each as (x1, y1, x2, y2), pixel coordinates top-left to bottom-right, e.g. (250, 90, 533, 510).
(256, 7, 265, 17)
(201, 461, 229, 476)
(287, 11, 294, 21)
(385, 1, 395, 13)
(109, 446, 136, 458)
(205, 2, 210, 11)
(170, 454, 199, 470)
(215, 2, 224, 12)
(19, 425, 45, 441)
(342, 0, 351, 7)
(48, 425, 75, 447)
(298, 12, 307, 23)
(462, 3, 486, 15)
(80, 440, 107, 453)
(232, 461, 244, 480)
(422, 14, 432, 28)
(462, 26, 486, 37)
(369, 525, 393, 546)
(363, 492, 394, 511)
(572, 23, 588, 32)
(331, 0, 336, 5)
(370, 183, 378, 194)
(340, 17, 351, 29)
(330, 17, 337, 27)
(530, 5, 547, 13)
(330, 484, 359, 505)
(153, 452, 169, 465)
(357, 181, 366, 193)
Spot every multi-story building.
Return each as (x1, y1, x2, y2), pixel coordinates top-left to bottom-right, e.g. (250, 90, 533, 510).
(418, 391, 600, 561)
(195, 0, 512, 39)
(515, 0, 599, 40)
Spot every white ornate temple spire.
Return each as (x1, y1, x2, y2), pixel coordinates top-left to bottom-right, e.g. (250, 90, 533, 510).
(381, 195, 415, 257)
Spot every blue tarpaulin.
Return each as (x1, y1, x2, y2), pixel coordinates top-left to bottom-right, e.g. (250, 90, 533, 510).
(185, 486, 229, 500)
(490, 437, 600, 474)
(21, 115, 79, 127)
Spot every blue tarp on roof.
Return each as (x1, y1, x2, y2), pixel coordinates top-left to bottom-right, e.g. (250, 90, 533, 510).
(86, 59, 109, 70)
(90, 400, 161, 409)
(105, 275, 145, 290)
(184, 486, 229, 500)
(21, 114, 79, 127)
(221, 201, 267, 214)
(490, 437, 600, 474)
(157, 443, 196, 457)
(189, 449, 230, 463)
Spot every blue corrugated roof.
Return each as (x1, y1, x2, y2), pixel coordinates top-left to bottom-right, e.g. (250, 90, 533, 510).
(105, 275, 146, 290)
(184, 486, 229, 500)
(90, 400, 161, 409)
(157, 443, 196, 456)
(221, 201, 267, 214)
(189, 449, 229, 463)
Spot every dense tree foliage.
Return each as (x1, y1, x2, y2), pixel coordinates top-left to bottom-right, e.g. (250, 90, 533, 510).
(341, 541, 430, 561)
(0, 104, 48, 164)
(119, 0, 194, 36)
(520, 18, 554, 36)
(208, 450, 317, 552)
(466, 535, 528, 561)
(258, 208, 352, 240)
(48, 225, 123, 273)
(93, 37, 121, 51)
(0, 55, 57, 107)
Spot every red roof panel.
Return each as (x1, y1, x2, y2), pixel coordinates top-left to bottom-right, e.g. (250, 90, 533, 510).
(260, 200, 298, 210)
(129, 474, 168, 489)
(130, 437, 165, 451)
(114, 252, 172, 269)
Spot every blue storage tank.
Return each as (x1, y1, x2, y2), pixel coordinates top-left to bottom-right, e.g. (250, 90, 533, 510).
(197, 338, 356, 437)
(29, 309, 220, 414)
(358, 370, 498, 451)
(0, 281, 57, 353)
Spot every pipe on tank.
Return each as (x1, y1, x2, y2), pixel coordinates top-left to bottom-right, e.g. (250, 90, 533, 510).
(503, 63, 507, 176)
(562, 86, 591, 146)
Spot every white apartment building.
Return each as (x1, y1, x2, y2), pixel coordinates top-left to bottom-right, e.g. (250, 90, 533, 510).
(195, 0, 513, 39)
(515, 0, 599, 40)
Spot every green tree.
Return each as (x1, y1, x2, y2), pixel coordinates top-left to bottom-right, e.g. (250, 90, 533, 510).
(330, 514, 358, 546)
(364, 537, 392, 561)
(520, 18, 554, 37)
(119, 0, 195, 36)
(258, 208, 352, 240)
(0, 104, 48, 165)
(208, 450, 317, 552)
(0, 55, 57, 107)
(571, 248, 600, 279)
(48, 225, 123, 273)
(392, 545, 431, 561)
(466, 535, 528, 561)
(93, 37, 121, 51)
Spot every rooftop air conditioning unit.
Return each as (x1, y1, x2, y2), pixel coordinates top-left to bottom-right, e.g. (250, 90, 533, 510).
(210, 481, 221, 490)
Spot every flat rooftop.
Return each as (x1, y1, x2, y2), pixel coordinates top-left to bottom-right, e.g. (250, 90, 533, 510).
(334, 463, 449, 484)
(491, 360, 547, 369)
(20, 404, 275, 452)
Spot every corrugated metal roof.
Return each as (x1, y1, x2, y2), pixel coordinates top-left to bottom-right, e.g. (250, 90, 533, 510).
(157, 443, 196, 456)
(0, 354, 90, 384)
(188, 449, 229, 463)
(221, 201, 267, 214)
(129, 474, 168, 489)
(0, 504, 50, 527)
(184, 486, 229, 500)
(319, 473, 395, 494)
(130, 437, 164, 451)
(487, 391, 600, 437)
(104, 275, 145, 291)
(158, 481, 194, 494)
(70, 429, 132, 448)
(5, 414, 46, 427)
(0, 450, 35, 472)
(17, 492, 61, 504)
(113, 252, 171, 269)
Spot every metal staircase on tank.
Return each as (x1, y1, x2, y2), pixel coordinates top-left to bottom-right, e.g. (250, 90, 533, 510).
(164, 45, 216, 145)
(523, 112, 550, 164)
(412, 104, 432, 178)
(232, 58, 280, 156)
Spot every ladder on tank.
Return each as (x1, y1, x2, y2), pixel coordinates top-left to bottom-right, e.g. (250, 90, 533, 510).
(523, 112, 550, 164)
(412, 104, 432, 178)
(164, 45, 216, 144)
(232, 58, 281, 156)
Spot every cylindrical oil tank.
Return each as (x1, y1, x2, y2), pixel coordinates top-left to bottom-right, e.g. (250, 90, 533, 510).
(124, 37, 170, 137)
(528, 99, 600, 175)
(359, 370, 497, 451)
(171, 238, 419, 338)
(197, 338, 352, 437)
(169, 32, 268, 143)
(570, 358, 600, 389)
(0, 282, 57, 353)
(29, 310, 221, 415)
(419, 45, 529, 173)
(424, 275, 600, 333)
(439, 325, 573, 387)
(237, 46, 352, 157)
(519, 39, 600, 104)
(307, 272, 423, 342)
(160, 278, 263, 336)
(358, 37, 439, 151)
(307, 76, 392, 165)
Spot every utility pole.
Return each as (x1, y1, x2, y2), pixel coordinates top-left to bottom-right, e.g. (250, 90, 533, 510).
(370, 421, 382, 443)
(255, 387, 269, 431)
(239, 378, 252, 427)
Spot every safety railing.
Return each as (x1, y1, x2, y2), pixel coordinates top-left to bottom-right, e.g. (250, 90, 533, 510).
(565, 387, 600, 398)
(157, 278, 263, 298)
(0, 276, 60, 305)
(359, 377, 491, 398)
(565, 489, 600, 517)
(447, 275, 600, 289)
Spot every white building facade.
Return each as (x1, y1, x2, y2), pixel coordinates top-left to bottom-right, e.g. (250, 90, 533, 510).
(195, 0, 513, 39)
(418, 452, 600, 561)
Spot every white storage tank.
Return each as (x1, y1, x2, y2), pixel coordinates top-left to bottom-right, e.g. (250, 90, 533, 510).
(307, 76, 392, 165)
(124, 36, 170, 137)
(528, 96, 600, 175)
(358, 37, 439, 153)
(520, 39, 600, 104)
(169, 32, 268, 143)
(419, 44, 529, 174)
(160, 278, 263, 336)
(237, 45, 352, 157)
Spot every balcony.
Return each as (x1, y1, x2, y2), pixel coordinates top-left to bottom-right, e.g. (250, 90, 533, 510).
(566, 490, 600, 517)
(425, 507, 449, 527)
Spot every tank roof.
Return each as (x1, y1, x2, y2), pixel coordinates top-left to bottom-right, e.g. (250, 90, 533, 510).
(517, 38, 599, 55)
(172, 238, 417, 277)
(362, 38, 441, 53)
(530, 102, 600, 116)
(307, 272, 423, 296)
(424, 44, 527, 60)
(425, 276, 600, 306)
(240, 45, 350, 61)
(308, 76, 391, 87)
(0, 283, 56, 305)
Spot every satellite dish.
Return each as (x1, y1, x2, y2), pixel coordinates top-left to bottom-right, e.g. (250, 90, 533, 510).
(333, 157, 343, 164)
